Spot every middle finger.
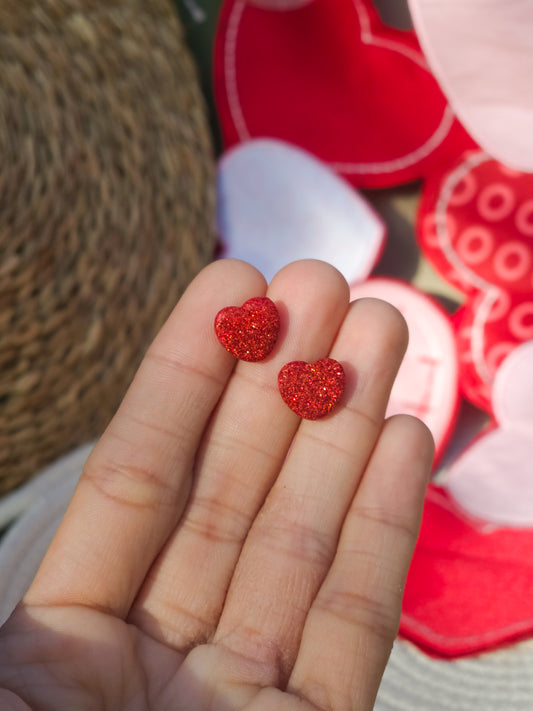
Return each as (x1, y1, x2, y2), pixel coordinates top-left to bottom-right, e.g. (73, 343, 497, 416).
(212, 296, 409, 688)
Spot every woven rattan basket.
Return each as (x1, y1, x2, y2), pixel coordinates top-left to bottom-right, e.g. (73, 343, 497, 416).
(0, 0, 216, 494)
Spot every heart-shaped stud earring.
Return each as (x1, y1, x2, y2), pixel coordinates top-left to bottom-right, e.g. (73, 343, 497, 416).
(278, 358, 345, 420)
(214, 296, 280, 361)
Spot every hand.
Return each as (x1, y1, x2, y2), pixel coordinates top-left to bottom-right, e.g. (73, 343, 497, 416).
(0, 259, 433, 711)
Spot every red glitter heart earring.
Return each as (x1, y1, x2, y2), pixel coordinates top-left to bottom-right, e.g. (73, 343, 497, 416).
(214, 296, 281, 362)
(278, 358, 345, 420)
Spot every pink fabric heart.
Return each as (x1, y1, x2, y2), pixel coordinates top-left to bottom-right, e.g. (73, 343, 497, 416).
(408, 0, 533, 171)
(349, 278, 459, 465)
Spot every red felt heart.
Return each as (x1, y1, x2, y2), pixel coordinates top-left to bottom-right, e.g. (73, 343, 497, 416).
(278, 358, 345, 420)
(214, 296, 280, 361)
(400, 485, 533, 658)
(214, 0, 474, 188)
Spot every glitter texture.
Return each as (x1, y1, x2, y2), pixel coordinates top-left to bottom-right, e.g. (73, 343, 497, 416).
(278, 358, 345, 420)
(214, 296, 280, 361)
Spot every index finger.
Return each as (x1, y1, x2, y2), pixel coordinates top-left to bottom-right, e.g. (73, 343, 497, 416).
(24, 259, 267, 618)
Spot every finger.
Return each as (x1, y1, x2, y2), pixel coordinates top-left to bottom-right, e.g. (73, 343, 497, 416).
(24, 259, 267, 617)
(288, 415, 434, 711)
(130, 260, 350, 648)
(210, 298, 409, 689)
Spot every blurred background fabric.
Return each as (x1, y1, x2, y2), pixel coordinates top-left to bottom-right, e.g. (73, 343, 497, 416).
(0, 0, 216, 494)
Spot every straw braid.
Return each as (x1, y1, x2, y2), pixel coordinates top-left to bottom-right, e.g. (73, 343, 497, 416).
(0, 0, 216, 493)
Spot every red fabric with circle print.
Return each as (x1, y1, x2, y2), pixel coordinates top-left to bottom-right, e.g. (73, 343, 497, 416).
(213, 0, 475, 188)
(417, 150, 533, 412)
(452, 291, 533, 411)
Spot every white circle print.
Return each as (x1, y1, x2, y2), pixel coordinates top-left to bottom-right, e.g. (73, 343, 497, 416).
(477, 182, 516, 222)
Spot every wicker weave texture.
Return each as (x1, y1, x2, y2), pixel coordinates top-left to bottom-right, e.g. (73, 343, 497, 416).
(0, 0, 216, 493)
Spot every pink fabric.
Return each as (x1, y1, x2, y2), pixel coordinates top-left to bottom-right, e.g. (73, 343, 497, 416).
(445, 341, 533, 527)
(493, 340, 533, 432)
(349, 278, 459, 465)
(408, 0, 533, 172)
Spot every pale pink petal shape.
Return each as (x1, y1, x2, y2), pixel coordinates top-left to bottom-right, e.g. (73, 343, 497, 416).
(445, 340, 533, 526)
(445, 429, 533, 528)
(408, 0, 533, 171)
(492, 339, 533, 431)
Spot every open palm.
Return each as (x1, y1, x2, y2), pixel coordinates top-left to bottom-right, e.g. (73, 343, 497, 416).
(0, 259, 433, 711)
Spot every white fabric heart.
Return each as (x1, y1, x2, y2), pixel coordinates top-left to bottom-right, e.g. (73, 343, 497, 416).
(217, 139, 385, 283)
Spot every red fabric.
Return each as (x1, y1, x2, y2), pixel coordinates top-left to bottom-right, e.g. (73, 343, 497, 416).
(453, 292, 533, 412)
(213, 0, 475, 188)
(400, 485, 533, 657)
(417, 150, 533, 296)
(417, 150, 533, 412)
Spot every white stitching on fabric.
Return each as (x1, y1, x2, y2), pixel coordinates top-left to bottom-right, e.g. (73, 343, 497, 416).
(435, 151, 493, 292)
(225, 0, 250, 140)
(332, 106, 455, 174)
(400, 487, 533, 646)
(354, 0, 428, 68)
(400, 612, 533, 646)
(434, 151, 499, 387)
